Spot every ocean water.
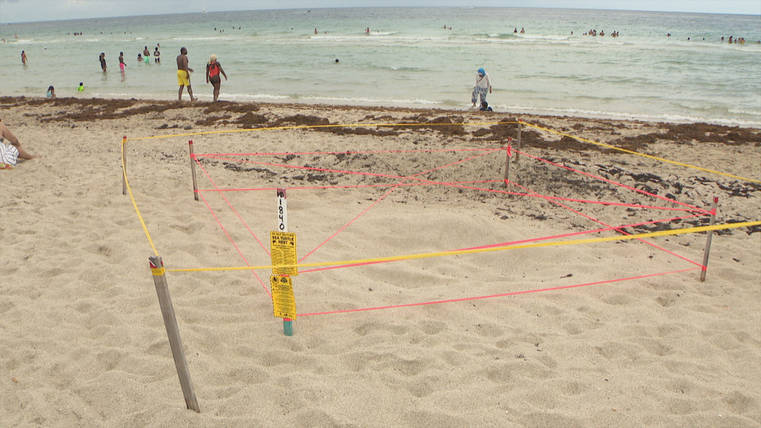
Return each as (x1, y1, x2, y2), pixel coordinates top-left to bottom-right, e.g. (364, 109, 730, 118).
(2, 8, 760, 126)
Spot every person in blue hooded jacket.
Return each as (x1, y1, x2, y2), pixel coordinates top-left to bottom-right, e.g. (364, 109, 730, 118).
(471, 67, 492, 107)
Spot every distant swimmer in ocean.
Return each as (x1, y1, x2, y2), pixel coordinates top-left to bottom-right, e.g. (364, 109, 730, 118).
(154, 46, 160, 63)
(21, 50, 27, 65)
(137, 53, 142, 62)
(99, 52, 107, 72)
(46, 85, 55, 99)
(314, 27, 318, 34)
(335, 58, 340, 63)
(471, 67, 492, 108)
(143, 46, 150, 57)
(176, 47, 196, 102)
(205, 54, 228, 102)
(77, 82, 85, 92)
(0, 118, 37, 165)
(520, 27, 525, 34)
(514, 27, 517, 33)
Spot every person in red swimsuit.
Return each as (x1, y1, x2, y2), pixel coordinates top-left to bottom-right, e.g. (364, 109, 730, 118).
(205, 54, 228, 102)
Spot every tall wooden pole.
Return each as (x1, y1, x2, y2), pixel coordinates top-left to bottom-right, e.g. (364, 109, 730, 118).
(700, 197, 718, 282)
(149, 256, 200, 412)
(189, 140, 199, 201)
(122, 136, 128, 195)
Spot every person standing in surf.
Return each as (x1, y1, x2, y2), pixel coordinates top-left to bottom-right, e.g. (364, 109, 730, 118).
(205, 54, 228, 102)
(471, 67, 492, 108)
(176, 47, 196, 102)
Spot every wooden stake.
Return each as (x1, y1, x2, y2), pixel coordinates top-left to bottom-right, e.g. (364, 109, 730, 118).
(700, 197, 718, 282)
(149, 256, 200, 412)
(504, 145, 511, 190)
(516, 121, 522, 163)
(189, 140, 199, 201)
(122, 136, 127, 195)
(277, 188, 293, 336)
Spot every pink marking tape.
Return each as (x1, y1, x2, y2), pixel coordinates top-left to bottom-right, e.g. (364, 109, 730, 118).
(299, 150, 501, 262)
(297, 268, 699, 317)
(515, 149, 708, 213)
(511, 181, 704, 267)
(195, 157, 270, 256)
(194, 176, 271, 297)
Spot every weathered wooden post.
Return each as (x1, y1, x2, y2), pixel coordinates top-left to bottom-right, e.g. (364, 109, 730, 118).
(149, 256, 201, 412)
(189, 140, 199, 201)
(700, 197, 718, 282)
(504, 145, 511, 190)
(516, 121, 522, 162)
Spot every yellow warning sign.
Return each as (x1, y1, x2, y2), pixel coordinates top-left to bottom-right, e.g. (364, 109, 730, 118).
(270, 275, 297, 319)
(270, 231, 298, 276)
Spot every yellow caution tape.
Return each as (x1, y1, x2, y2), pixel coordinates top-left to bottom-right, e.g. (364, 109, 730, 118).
(521, 121, 761, 184)
(151, 266, 166, 276)
(166, 220, 760, 274)
(122, 138, 160, 257)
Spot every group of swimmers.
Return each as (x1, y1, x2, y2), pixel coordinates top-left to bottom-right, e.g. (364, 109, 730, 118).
(136, 45, 161, 64)
(583, 29, 620, 37)
(213, 26, 243, 33)
(722, 36, 748, 45)
(42, 82, 80, 98)
(667, 33, 755, 44)
(95, 44, 160, 76)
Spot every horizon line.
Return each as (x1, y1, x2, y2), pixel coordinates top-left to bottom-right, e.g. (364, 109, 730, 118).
(2, 6, 759, 25)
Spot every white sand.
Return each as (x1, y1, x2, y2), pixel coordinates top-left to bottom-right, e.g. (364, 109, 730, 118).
(1, 99, 760, 427)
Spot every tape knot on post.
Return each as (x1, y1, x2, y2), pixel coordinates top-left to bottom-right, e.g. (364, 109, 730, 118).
(149, 258, 166, 276)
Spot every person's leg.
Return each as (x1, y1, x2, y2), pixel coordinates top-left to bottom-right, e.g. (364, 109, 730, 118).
(178, 85, 184, 101)
(187, 85, 195, 101)
(2, 124, 35, 159)
(16, 145, 35, 160)
(479, 87, 488, 105)
(213, 81, 220, 102)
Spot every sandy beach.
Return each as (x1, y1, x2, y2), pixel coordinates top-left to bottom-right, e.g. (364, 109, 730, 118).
(1, 96, 760, 427)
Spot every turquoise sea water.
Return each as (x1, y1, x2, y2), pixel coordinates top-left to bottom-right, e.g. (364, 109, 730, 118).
(2, 8, 760, 126)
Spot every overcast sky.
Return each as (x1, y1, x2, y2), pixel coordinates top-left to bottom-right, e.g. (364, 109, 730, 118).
(1, 0, 759, 23)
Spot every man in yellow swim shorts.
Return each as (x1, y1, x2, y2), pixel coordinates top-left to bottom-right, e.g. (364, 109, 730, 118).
(176, 47, 196, 102)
